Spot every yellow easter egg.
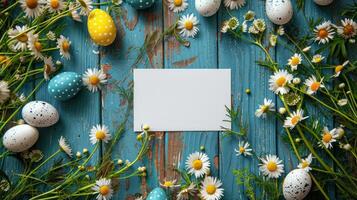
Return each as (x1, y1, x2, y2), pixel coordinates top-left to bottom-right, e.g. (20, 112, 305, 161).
(87, 9, 117, 46)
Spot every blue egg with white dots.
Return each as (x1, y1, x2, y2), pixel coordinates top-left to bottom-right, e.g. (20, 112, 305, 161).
(48, 72, 82, 101)
(146, 187, 167, 200)
(127, 0, 156, 10)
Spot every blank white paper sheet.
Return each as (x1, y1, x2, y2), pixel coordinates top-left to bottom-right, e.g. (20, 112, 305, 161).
(133, 69, 231, 132)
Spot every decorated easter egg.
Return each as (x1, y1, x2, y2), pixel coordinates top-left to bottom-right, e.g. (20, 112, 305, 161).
(22, 101, 59, 127)
(48, 72, 82, 101)
(266, 0, 293, 25)
(314, 0, 333, 6)
(127, 0, 156, 10)
(87, 9, 117, 46)
(146, 187, 167, 200)
(195, 0, 221, 17)
(3, 124, 39, 152)
(283, 169, 312, 200)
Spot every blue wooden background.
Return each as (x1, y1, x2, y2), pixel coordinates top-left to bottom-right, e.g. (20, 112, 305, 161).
(3, 0, 352, 199)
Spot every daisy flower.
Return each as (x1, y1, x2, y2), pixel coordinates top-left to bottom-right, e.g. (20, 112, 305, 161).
(167, 0, 188, 13)
(220, 21, 229, 33)
(185, 152, 210, 178)
(177, 183, 196, 200)
(277, 26, 285, 35)
(43, 56, 56, 80)
(56, 35, 71, 59)
(7, 25, 30, 51)
(248, 25, 259, 34)
(314, 21, 334, 44)
(334, 60, 349, 77)
(255, 98, 275, 118)
(224, 0, 245, 10)
(200, 176, 224, 200)
(297, 153, 313, 172)
(0, 81, 10, 104)
(27, 32, 43, 59)
(234, 141, 252, 157)
(244, 10, 255, 21)
(259, 154, 284, 179)
(269, 34, 277, 47)
(77, 0, 93, 15)
(319, 127, 338, 149)
(20, 0, 44, 18)
(268, 69, 293, 95)
(337, 18, 357, 39)
(178, 14, 199, 38)
(47, 0, 65, 13)
(69, 2, 82, 22)
(304, 75, 325, 95)
(92, 178, 113, 200)
(241, 21, 248, 32)
(311, 54, 324, 63)
(253, 18, 266, 33)
(89, 124, 111, 144)
(160, 179, 180, 189)
(58, 136, 72, 157)
(287, 53, 302, 71)
(283, 109, 308, 129)
(227, 17, 239, 30)
(82, 68, 107, 92)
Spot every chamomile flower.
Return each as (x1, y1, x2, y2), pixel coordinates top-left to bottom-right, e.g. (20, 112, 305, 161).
(177, 183, 196, 200)
(200, 176, 224, 200)
(220, 21, 229, 33)
(92, 178, 113, 200)
(89, 124, 111, 144)
(82, 68, 107, 92)
(259, 154, 284, 179)
(314, 21, 334, 44)
(0, 81, 10, 104)
(244, 10, 255, 21)
(160, 179, 180, 189)
(269, 34, 277, 46)
(47, 0, 65, 13)
(287, 53, 302, 71)
(283, 109, 308, 129)
(56, 35, 71, 59)
(304, 75, 325, 95)
(43, 56, 55, 80)
(227, 17, 239, 30)
(20, 0, 44, 18)
(235, 141, 252, 157)
(337, 18, 357, 39)
(242, 21, 248, 32)
(311, 54, 324, 63)
(277, 26, 285, 35)
(255, 98, 275, 118)
(268, 69, 293, 95)
(319, 127, 338, 149)
(253, 18, 266, 33)
(77, 0, 93, 15)
(8, 25, 30, 51)
(27, 33, 43, 59)
(168, 0, 188, 13)
(248, 25, 259, 34)
(58, 136, 72, 157)
(69, 2, 82, 22)
(178, 14, 199, 38)
(185, 152, 210, 178)
(297, 153, 313, 172)
(334, 60, 349, 77)
(224, 0, 245, 10)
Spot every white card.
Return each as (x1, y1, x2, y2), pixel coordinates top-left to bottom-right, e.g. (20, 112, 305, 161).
(133, 69, 231, 132)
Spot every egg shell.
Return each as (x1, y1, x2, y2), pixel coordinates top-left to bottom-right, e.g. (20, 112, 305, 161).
(127, 0, 156, 10)
(22, 101, 59, 128)
(266, 0, 293, 25)
(314, 0, 333, 6)
(283, 169, 312, 200)
(87, 9, 117, 46)
(3, 124, 39, 152)
(48, 72, 82, 101)
(146, 187, 167, 200)
(195, 0, 221, 17)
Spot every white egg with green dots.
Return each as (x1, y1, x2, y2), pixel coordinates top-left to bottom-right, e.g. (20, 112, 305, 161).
(48, 72, 82, 101)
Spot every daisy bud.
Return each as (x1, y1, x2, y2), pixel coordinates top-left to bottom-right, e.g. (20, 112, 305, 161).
(76, 151, 81, 158)
(295, 138, 301, 143)
(338, 83, 345, 89)
(125, 159, 130, 165)
(200, 145, 205, 151)
(141, 172, 147, 177)
(117, 159, 123, 165)
(78, 165, 85, 171)
(245, 88, 251, 94)
(82, 148, 89, 154)
(278, 107, 286, 114)
(17, 119, 25, 125)
(85, 175, 90, 180)
(292, 78, 301, 84)
(343, 144, 352, 151)
(349, 39, 355, 44)
(56, 60, 62, 65)
(302, 46, 311, 52)
(136, 134, 143, 141)
(336, 127, 344, 138)
(142, 124, 150, 131)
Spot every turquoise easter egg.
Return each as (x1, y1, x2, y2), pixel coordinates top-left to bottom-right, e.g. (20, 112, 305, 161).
(127, 0, 156, 10)
(147, 187, 167, 200)
(48, 72, 82, 101)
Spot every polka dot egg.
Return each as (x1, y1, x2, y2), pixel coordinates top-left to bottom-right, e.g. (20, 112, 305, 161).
(22, 101, 59, 128)
(146, 187, 167, 200)
(283, 169, 312, 200)
(127, 0, 156, 10)
(48, 72, 82, 101)
(3, 124, 39, 152)
(87, 9, 117, 46)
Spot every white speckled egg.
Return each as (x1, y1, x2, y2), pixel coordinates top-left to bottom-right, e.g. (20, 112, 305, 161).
(195, 0, 221, 17)
(283, 169, 312, 200)
(3, 124, 39, 152)
(22, 101, 59, 128)
(266, 0, 293, 25)
(314, 0, 333, 6)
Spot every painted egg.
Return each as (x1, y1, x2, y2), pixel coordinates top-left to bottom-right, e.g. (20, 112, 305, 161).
(146, 187, 167, 200)
(266, 0, 293, 25)
(195, 0, 221, 17)
(48, 72, 82, 101)
(22, 101, 59, 127)
(127, 0, 156, 10)
(314, 0, 333, 6)
(283, 169, 312, 200)
(87, 9, 117, 46)
(3, 124, 39, 152)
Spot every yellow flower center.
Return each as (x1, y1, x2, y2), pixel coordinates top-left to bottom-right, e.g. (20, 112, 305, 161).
(184, 21, 193, 30)
(261, 105, 269, 113)
(0, 55, 6, 63)
(301, 161, 309, 168)
(89, 75, 100, 85)
(95, 130, 106, 140)
(26, 0, 38, 9)
(192, 159, 203, 170)
(173, 0, 182, 6)
(344, 24, 354, 35)
(50, 0, 60, 9)
(317, 28, 328, 38)
(62, 41, 70, 52)
(322, 132, 332, 143)
(34, 41, 42, 51)
(310, 82, 320, 91)
(314, 57, 322, 63)
(291, 116, 300, 125)
(290, 57, 300, 66)
(239, 146, 245, 153)
(17, 33, 28, 43)
(206, 185, 216, 195)
(275, 76, 286, 87)
(267, 161, 277, 172)
(99, 185, 110, 195)
(335, 65, 344, 73)
(163, 181, 173, 187)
